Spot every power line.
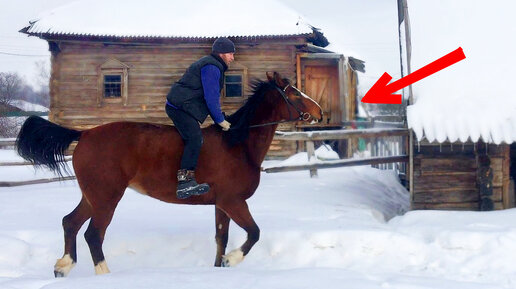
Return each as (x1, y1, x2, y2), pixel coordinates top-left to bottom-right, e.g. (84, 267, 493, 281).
(0, 51, 48, 57)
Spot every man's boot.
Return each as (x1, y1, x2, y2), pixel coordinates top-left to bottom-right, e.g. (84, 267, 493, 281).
(176, 169, 210, 199)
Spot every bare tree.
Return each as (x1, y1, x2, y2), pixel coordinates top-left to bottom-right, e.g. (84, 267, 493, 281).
(0, 72, 23, 107)
(0, 72, 24, 137)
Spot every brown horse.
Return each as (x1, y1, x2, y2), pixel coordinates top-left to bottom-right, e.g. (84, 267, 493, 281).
(16, 72, 322, 277)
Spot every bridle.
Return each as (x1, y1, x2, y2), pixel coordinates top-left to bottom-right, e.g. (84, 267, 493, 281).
(247, 84, 312, 128)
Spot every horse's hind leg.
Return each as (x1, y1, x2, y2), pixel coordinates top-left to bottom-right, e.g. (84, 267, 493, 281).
(84, 199, 122, 275)
(214, 207, 230, 267)
(54, 197, 92, 277)
(219, 201, 260, 267)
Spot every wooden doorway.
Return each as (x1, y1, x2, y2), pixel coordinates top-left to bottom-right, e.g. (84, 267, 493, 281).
(304, 65, 340, 125)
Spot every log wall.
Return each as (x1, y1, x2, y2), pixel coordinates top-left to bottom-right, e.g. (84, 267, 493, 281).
(412, 141, 513, 210)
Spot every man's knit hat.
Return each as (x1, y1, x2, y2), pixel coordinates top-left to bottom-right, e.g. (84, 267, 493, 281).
(212, 37, 235, 54)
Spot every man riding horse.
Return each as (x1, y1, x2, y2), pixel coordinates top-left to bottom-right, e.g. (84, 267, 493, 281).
(165, 37, 235, 199)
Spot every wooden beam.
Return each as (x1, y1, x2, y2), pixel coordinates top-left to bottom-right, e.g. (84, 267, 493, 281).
(0, 157, 72, 166)
(0, 176, 76, 187)
(263, 155, 409, 173)
(306, 141, 318, 177)
(274, 128, 409, 141)
(0, 139, 16, 148)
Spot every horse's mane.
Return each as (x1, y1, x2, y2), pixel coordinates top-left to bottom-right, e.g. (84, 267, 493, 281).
(224, 78, 290, 146)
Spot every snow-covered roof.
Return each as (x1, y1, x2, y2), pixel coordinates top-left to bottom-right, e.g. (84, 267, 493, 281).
(22, 0, 313, 39)
(11, 100, 49, 112)
(406, 0, 516, 145)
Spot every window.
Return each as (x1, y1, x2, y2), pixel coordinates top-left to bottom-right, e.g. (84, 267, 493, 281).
(222, 61, 247, 102)
(225, 74, 243, 97)
(103, 75, 122, 98)
(97, 58, 130, 106)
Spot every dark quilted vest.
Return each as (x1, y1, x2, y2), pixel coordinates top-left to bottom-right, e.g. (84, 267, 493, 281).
(166, 54, 226, 123)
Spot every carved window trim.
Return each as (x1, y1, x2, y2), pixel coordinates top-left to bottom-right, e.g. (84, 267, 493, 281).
(97, 59, 129, 106)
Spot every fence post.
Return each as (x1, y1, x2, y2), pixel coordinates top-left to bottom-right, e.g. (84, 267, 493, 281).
(306, 141, 318, 178)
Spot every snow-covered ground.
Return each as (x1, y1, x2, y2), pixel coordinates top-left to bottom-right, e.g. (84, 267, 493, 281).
(2, 148, 516, 288)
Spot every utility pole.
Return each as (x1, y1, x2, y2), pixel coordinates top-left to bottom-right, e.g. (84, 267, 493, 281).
(397, 0, 413, 106)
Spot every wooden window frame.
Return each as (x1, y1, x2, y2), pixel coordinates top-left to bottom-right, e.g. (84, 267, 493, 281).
(97, 59, 129, 106)
(222, 62, 247, 103)
(103, 73, 123, 99)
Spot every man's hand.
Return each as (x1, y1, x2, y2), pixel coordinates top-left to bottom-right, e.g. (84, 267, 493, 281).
(218, 120, 231, 131)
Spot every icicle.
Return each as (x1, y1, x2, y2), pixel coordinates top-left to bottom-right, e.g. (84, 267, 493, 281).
(462, 142, 465, 151)
(417, 140, 421, 152)
(450, 142, 453, 152)
(439, 143, 442, 153)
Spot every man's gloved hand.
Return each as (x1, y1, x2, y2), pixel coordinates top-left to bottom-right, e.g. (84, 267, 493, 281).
(218, 120, 231, 131)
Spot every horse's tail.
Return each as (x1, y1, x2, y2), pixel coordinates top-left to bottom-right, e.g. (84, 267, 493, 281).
(16, 115, 82, 176)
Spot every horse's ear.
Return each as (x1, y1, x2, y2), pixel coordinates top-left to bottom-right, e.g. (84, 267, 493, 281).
(266, 71, 274, 82)
(273, 72, 286, 87)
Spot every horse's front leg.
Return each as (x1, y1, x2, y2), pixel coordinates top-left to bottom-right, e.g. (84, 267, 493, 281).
(214, 207, 230, 266)
(219, 200, 260, 267)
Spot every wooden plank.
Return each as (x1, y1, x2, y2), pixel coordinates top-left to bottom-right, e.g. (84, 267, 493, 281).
(414, 171, 477, 177)
(0, 139, 16, 148)
(264, 155, 408, 173)
(0, 176, 76, 187)
(418, 157, 477, 172)
(0, 157, 72, 166)
(274, 128, 409, 141)
(414, 172, 477, 191)
(412, 202, 479, 210)
(413, 189, 478, 203)
(412, 201, 504, 211)
(414, 186, 476, 194)
(306, 141, 318, 177)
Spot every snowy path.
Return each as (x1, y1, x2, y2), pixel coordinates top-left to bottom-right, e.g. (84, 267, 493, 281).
(1, 149, 516, 288)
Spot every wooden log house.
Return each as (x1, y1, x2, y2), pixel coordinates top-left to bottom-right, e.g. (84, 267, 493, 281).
(20, 0, 364, 158)
(411, 140, 514, 210)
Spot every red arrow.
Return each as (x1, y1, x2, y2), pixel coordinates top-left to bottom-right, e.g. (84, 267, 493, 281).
(361, 47, 466, 104)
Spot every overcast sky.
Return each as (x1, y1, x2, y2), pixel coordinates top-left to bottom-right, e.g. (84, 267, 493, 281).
(0, 0, 399, 90)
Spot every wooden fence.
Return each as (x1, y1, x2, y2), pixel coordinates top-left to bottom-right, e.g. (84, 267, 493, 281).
(265, 128, 410, 177)
(1, 128, 410, 186)
(0, 138, 75, 187)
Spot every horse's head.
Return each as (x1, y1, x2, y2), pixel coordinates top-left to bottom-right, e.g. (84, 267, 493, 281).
(224, 72, 323, 146)
(265, 72, 323, 124)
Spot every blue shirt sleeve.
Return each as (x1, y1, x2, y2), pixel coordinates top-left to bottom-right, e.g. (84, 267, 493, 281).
(201, 65, 225, 124)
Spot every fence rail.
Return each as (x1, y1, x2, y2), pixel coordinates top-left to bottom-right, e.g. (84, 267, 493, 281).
(268, 128, 410, 177)
(273, 128, 408, 141)
(0, 141, 75, 187)
(0, 156, 72, 167)
(0, 176, 76, 187)
(0, 139, 16, 149)
(264, 155, 409, 173)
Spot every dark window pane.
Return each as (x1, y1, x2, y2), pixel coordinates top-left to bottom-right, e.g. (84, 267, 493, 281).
(225, 84, 242, 97)
(105, 75, 121, 83)
(225, 75, 242, 83)
(104, 75, 122, 98)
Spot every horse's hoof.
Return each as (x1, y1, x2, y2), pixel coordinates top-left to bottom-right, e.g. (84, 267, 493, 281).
(54, 254, 74, 277)
(221, 249, 244, 267)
